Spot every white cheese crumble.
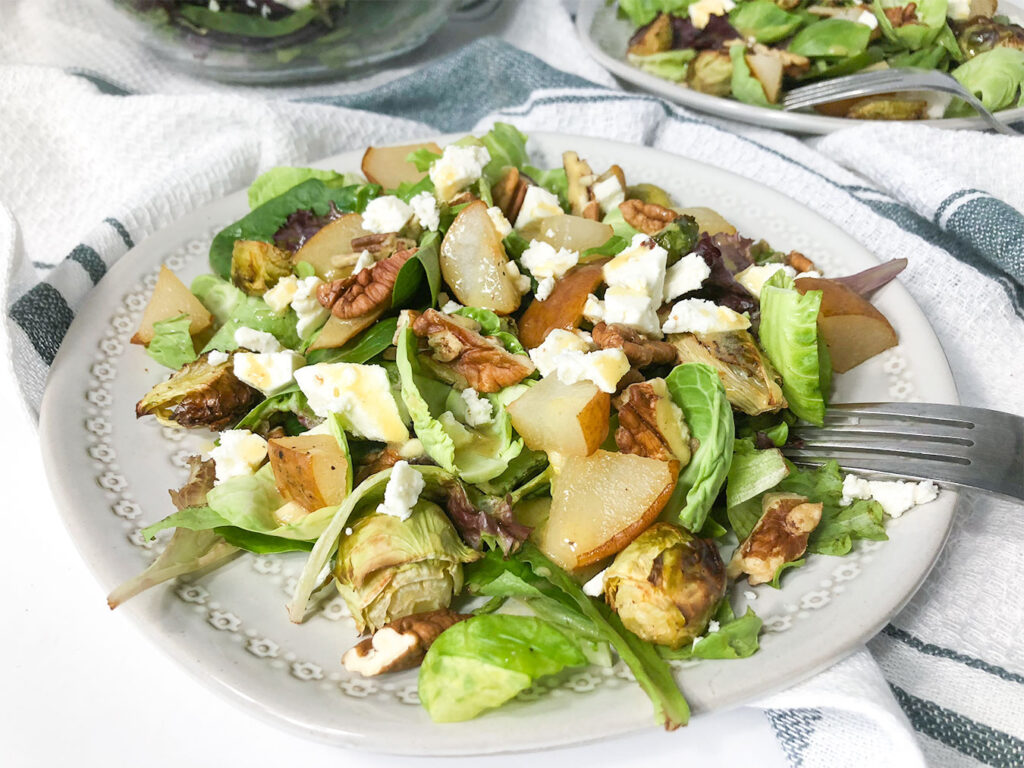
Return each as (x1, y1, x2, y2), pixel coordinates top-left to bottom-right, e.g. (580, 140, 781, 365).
(295, 363, 410, 443)
(664, 252, 712, 302)
(591, 175, 625, 213)
(582, 568, 608, 597)
(352, 250, 376, 275)
(210, 429, 267, 485)
(207, 350, 230, 366)
(441, 300, 463, 315)
(528, 331, 630, 393)
(486, 206, 513, 238)
(689, 0, 735, 29)
(429, 144, 490, 202)
(743, 590, 757, 601)
(947, 0, 971, 19)
(263, 275, 299, 315)
(361, 195, 413, 234)
(584, 234, 668, 337)
(409, 191, 440, 232)
(734, 263, 796, 299)
(514, 185, 564, 230)
(661, 298, 751, 335)
(376, 460, 425, 521)
(584, 286, 663, 338)
(398, 438, 425, 459)
(707, 620, 721, 634)
(233, 350, 305, 395)
(840, 474, 939, 518)
(234, 327, 283, 354)
(504, 259, 532, 294)
(856, 9, 879, 28)
(208, 0, 220, 12)
(292, 275, 330, 339)
(460, 388, 493, 427)
(520, 240, 579, 300)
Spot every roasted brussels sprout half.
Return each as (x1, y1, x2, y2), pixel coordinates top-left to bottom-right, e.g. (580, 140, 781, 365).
(727, 492, 822, 585)
(844, 97, 928, 120)
(334, 501, 481, 633)
(231, 240, 293, 296)
(688, 50, 734, 96)
(605, 523, 727, 649)
(652, 215, 701, 264)
(625, 183, 674, 209)
(669, 329, 786, 415)
(628, 12, 673, 56)
(136, 353, 262, 431)
(955, 16, 1024, 59)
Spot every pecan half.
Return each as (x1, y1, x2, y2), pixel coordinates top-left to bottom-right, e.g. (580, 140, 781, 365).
(615, 379, 691, 464)
(491, 167, 529, 224)
(727, 493, 823, 586)
(410, 308, 535, 392)
(342, 609, 469, 677)
(318, 248, 415, 319)
(786, 251, 817, 273)
(884, 3, 919, 26)
(592, 322, 678, 367)
(619, 199, 677, 235)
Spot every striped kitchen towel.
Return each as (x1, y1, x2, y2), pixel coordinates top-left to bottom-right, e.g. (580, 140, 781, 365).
(2, 3, 1023, 767)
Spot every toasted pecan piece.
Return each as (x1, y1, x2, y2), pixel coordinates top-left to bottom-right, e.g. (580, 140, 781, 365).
(592, 322, 677, 368)
(342, 609, 469, 676)
(619, 199, 677, 235)
(318, 248, 415, 319)
(727, 493, 822, 586)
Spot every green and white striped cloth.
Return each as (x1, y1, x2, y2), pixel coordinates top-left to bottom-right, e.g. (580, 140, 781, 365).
(2, 2, 1022, 766)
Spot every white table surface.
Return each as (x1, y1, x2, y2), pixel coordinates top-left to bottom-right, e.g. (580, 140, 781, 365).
(0, 329, 788, 766)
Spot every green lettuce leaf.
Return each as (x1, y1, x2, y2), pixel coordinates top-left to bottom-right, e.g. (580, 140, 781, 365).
(205, 464, 285, 532)
(627, 49, 695, 81)
(660, 599, 762, 659)
(208, 180, 378, 278)
(665, 362, 735, 534)
(146, 314, 197, 370)
(407, 147, 442, 172)
(726, 437, 789, 509)
(758, 271, 829, 425)
(191, 275, 301, 352)
(730, 45, 776, 108)
(789, 18, 872, 58)
(178, 4, 319, 37)
(522, 165, 569, 209)
(479, 123, 530, 187)
(872, 0, 947, 51)
(729, 0, 805, 43)
(949, 47, 1024, 114)
(392, 230, 442, 308)
(305, 316, 399, 366)
(418, 614, 587, 722)
(247, 167, 363, 210)
(618, 0, 694, 26)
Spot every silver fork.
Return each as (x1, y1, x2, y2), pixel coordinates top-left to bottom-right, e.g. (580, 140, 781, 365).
(783, 68, 1022, 136)
(785, 403, 1024, 502)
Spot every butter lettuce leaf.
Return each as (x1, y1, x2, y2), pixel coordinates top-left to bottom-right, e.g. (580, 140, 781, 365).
(146, 314, 198, 370)
(191, 275, 301, 352)
(726, 437, 789, 509)
(247, 167, 363, 210)
(660, 599, 762, 660)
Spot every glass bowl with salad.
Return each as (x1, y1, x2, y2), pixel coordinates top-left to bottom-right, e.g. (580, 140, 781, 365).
(114, 124, 940, 728)
(616, 0, 1024, 120)
(101, 0, 460, 83)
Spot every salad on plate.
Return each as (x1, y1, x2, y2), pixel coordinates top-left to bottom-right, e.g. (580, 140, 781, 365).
(616, 0, 1024, 119)
(113, 124, 940, 728)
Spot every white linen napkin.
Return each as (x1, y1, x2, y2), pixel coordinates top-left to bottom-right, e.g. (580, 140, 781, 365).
(2, 2, 1023, 766)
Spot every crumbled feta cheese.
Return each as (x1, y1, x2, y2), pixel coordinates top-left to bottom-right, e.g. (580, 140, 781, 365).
(504, 260, 532, 294)
(840, 474, 940, 518)
(734, 263, 796, 299)
(583, 568, 608, 597)
(376, 460, 425, 521)
(208, 0, 220, 12)
(344, 527, 353, 536)
(603, 233, 668, 299)
(409, 191, 440, 232)
(856, 9, 879, 28)
(707, 620, 721, 634)
(260, 3, 270, 17)
(210, 429, 267, 484)
(661, 298, 751, 335)
(529, 332, 630, 391)
(584, 286, 663, 338)
(441, 300, 463, 315)
(664, 252, 712, 302)
(264, 275, 299, 315)
(292, 276, 330, 339)
(460, 388, 493, 427)
(295, 363, 410, 443)
(521, 240, 579, 283)
(795, 270, 822, 280)
(361, 195, 413, 234)
(514, 185, 564, 230)
(689, 0, 735, 29)
(275, 0, 312, 8)
(429, 144, 490, 202)
(535, 277, 556, 301)
(234, 350, 305, 395)
(234, 327, 283, 354)
(207, 350, 230, 366)
(398, 438, 425, 459)
(353, 250, 376, 275)
(591, 175, 625, 213)
(529, 329, 593, 376)
(947, 0, 971, 19)
(486, 206, 513, 238)
(743, 590, 757, 601)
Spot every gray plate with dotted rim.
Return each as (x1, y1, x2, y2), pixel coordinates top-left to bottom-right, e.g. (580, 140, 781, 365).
(576, 0, 1024, 134)
(39, 133, 959, 754)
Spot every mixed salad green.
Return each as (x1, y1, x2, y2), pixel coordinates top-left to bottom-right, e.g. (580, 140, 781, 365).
(114, 124, 940, 728)
(619, 0, 1024, 119)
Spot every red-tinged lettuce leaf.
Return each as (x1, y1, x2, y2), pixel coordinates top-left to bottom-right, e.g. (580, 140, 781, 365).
(273, 201, 344, 253)
(683, 233, 758, 314)
(444, 484, 532, 555)
(833, 258, 908, 298)
(671, 14, 741, 50)
(711, 232, 755, 274)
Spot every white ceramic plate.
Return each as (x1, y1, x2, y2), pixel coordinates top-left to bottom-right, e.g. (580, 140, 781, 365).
(40, 133, 958, 755)
(576, 0, 1024, 134)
